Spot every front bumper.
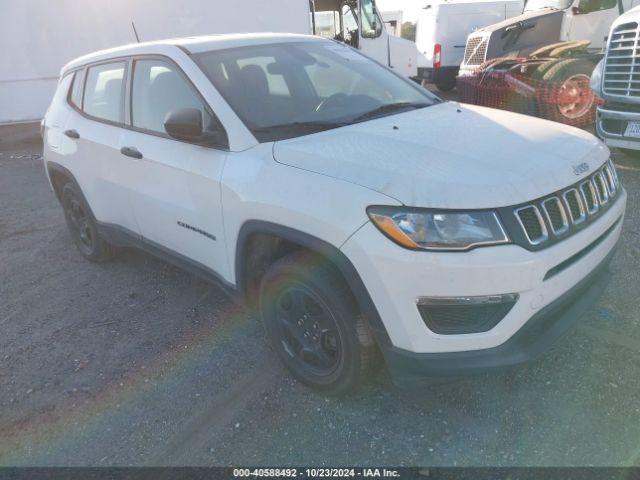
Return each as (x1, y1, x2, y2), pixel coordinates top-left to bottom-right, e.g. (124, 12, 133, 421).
(341, 190, 626, 381)
(597, 105, 640, 150)
(385, 244, 615, 384)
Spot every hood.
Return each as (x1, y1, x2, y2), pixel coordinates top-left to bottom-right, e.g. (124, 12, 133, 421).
(272, 102, 608, 209)
(477, 9, 564, 60)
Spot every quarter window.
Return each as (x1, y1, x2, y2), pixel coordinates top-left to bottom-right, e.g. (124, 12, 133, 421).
(69, 69, 85, 110)
(83, 62, 126, 123)
(131, 59, 213, 136)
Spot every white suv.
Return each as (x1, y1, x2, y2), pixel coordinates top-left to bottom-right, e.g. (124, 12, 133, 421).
(43, 33, 626, 394)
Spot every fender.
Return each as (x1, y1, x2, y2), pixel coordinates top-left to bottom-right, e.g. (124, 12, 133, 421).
(46, 162, 93, 212)
(235, 220, 393, 350)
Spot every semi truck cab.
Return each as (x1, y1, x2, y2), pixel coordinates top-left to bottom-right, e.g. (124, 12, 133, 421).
(594, 5, 640, 154)
(460, 0, 638, 75)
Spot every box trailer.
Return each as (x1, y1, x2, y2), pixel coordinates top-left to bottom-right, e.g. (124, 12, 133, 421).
(1, 0, 417, 124)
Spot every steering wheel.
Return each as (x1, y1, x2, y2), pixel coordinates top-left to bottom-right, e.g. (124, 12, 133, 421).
(315, 93, 349, 113)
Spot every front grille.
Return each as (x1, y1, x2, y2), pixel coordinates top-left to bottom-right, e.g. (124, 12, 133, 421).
(542, 197, 568, 234)
(463, 34, 488, 67)
(603, 22, 640, 97)
(515, 206, 547, 244)
(512, 160, 621, 248)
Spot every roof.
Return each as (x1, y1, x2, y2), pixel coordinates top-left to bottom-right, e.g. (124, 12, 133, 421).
(61, 32, 321, 74)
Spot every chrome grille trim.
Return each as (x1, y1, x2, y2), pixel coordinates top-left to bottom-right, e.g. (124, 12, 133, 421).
(604, 164, 618, 196)
(512, 162, 621, 247)
(515, 205, 548, 245)
(608, 159, 620, 187)
(463, 34, 488, 67)
(580, 180, 600, 215)
(541, 197, 569, 235)
(563, 188, 586, 225)
(594, 172, 610, 205)
(603, 22, 640, 98)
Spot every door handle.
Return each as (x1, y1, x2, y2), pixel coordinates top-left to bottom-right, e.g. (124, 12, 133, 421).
(64, 129, 80, 139)
(120, 146, 143, 159)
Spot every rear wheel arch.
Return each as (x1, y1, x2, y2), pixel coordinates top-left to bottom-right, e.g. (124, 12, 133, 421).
(46, 162, 93, 215)
(234, 221, 392, 349)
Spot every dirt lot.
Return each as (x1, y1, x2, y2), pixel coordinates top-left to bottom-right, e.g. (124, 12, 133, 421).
(1, 114, 640, 467)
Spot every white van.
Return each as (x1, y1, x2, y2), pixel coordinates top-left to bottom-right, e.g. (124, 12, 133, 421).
(415, 0, 523, 91)
(43, 34, 625, 393)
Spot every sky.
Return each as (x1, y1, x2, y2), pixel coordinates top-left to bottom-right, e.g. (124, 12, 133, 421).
(376, 0, 427, 22)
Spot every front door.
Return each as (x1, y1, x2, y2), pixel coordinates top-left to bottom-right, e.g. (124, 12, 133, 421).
(120, 57, 230, 278)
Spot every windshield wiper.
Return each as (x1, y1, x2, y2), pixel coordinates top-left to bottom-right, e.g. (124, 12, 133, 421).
(351, 102, 431, 122)
(254, 120, 349, 134)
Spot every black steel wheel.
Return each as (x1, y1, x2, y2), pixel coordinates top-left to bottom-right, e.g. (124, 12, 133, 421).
(61, 183, 115, 262)
(260, 252, 378, 394)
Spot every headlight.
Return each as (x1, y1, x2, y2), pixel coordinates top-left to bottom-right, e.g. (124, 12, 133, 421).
(590, 59, 603, 96)
(367, 206, 509, 251)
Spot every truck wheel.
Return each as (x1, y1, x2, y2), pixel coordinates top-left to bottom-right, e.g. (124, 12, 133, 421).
(537, 58, 596, 127)
(61, 183, 116, 262)
(436, 82, 456, 92)
(259, 252, 378, 395)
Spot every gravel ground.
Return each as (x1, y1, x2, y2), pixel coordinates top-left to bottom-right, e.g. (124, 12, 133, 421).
(0, 115, 639, 467)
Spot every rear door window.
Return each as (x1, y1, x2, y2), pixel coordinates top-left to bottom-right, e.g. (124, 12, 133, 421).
(83, 62, 126, 123)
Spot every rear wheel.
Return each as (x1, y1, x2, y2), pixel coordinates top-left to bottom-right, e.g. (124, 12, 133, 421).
(61, 183, 115, 262)
(536, 58, 596, 127)
(259, 252, 378, 395)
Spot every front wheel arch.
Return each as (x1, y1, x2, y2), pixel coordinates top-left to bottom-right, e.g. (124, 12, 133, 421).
(234, 221, 393, 351)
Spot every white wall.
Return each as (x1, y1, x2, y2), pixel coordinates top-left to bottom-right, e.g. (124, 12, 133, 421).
(0, 0, 311, 124)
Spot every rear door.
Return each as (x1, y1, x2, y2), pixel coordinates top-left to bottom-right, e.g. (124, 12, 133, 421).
(120, 56, 229, 276)
(63, 60, 139, 233)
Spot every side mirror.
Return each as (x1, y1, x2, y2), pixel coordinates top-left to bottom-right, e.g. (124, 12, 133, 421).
(164, 108, 204, 141)
(164, 107, 226, 147)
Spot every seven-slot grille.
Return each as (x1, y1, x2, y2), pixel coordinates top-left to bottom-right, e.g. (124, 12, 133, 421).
(603, 22, 640, 97)
(463, 34, 489, 67)
(514, 160, 620, 246)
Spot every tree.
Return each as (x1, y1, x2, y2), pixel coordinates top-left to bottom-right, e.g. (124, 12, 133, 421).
(401, 22, 416, 42)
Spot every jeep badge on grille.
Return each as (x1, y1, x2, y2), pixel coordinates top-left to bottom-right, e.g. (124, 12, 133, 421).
(573, 162, 590, 176)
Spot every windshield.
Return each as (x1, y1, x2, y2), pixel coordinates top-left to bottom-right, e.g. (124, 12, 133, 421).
(194, 41, 437, 141)
(524, 0, 573, 11)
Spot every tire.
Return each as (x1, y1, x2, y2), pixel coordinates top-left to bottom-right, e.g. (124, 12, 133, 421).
(436, 82, 456, 92)
(61, 182, 116, 262)
(536, 58, 596, 127)
(259, 251, 378, 395)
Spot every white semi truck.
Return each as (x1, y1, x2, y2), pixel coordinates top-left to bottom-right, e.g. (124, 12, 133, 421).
(458, 0, 640, 126)
(593, 5, 640, 157)
(415, 0, 523, 91)
(2, 0, 417, 124)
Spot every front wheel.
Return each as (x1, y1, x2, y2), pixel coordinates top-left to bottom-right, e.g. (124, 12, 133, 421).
(259, 252, 378, 395)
